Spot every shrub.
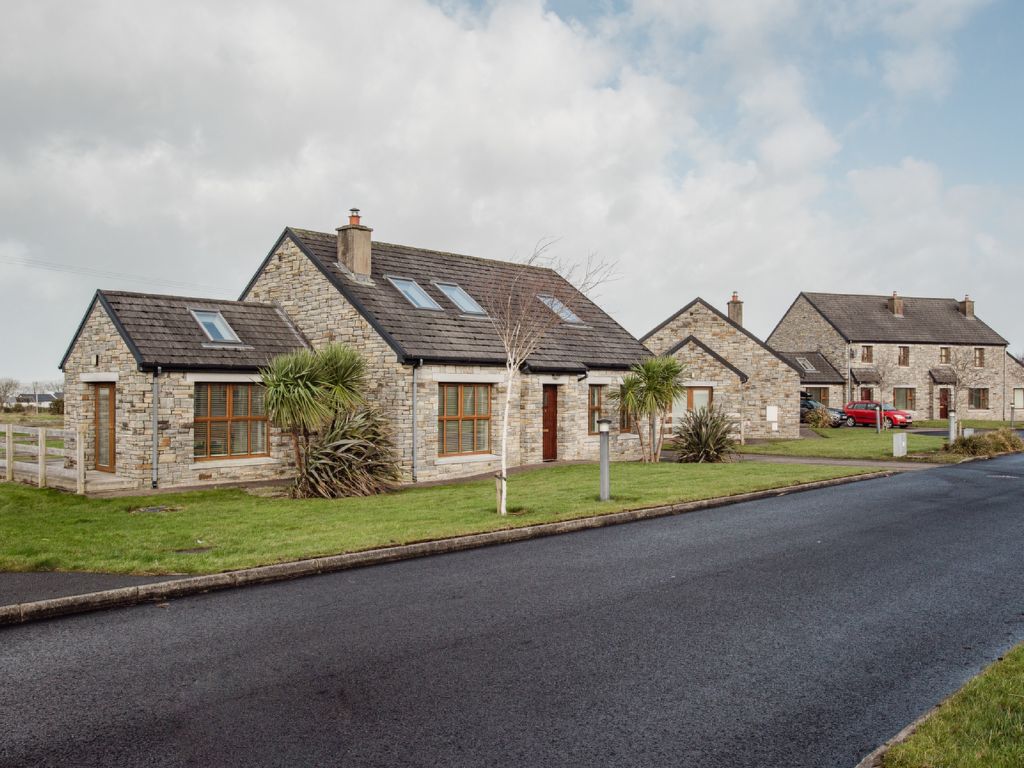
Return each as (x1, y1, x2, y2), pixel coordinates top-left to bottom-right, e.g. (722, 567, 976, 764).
(296, 406, 401, 498)
(806, 407, 833, 429)
(945, 429, 1024, 457)
(50, 397, 65, 416)
(670, 406, 738, 463)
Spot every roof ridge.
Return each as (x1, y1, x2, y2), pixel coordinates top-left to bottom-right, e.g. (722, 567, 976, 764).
(99, 288, 276, 308)
(803, 290, 963, 302)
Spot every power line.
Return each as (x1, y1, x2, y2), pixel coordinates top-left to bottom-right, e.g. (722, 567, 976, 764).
(0, 254, 235, 294)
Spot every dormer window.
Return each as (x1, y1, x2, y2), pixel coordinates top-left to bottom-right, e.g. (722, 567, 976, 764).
(192, 310, 240, 343)
(388, 277, 442, 310)
(538, 294, 582, 324)
(796, 357, 817, 373)
(436, 282, 486, 315)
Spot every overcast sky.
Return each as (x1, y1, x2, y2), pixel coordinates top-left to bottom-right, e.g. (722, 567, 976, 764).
(2, 0, 1022, 383)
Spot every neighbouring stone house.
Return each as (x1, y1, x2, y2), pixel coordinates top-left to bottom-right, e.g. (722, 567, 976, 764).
(60, 292, 309, 489)
(641, 294, 801, 439)
(59, 212, 649, 490)
(768, 291, 1016, 421)
(774, 352, 846, 407)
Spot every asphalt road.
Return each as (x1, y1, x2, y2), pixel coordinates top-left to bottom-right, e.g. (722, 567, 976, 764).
(3, 456, 1024, 768)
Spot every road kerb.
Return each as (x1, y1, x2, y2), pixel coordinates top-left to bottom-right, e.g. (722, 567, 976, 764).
(1, 470, 893, 626)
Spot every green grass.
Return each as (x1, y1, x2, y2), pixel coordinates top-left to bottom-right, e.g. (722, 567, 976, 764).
(0, 462, 872, 575)
(0, 413, 64, 427)
(884, 642, 1024, 768)
(914, 418, 1022, 430)
(738, 427, 953, 461)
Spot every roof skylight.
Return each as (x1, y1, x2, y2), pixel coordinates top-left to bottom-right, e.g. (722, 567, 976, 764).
(538, 294, 582, 324)
(796, 357, 817, 373)
(388, 277, 442, 310)
(436, 282, 485, 315)
(192, 310, 240, 343)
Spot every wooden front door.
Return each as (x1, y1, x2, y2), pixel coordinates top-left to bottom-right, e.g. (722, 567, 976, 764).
(542, 385, 558, 461)
(860, 387, 874, 401)
(94, 383, 116, 473)
(939, 388, 950, 419)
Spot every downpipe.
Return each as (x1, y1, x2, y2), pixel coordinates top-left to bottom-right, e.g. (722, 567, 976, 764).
(151, 366, 161, 488)
(411, 359, 423, 483)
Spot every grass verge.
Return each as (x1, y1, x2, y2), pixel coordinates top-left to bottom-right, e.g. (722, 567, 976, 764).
(914, 418, 1022, 430)
(0, 462, 872, 575)
(883, 642, 1024, 768)
(738, 427, 953, 462)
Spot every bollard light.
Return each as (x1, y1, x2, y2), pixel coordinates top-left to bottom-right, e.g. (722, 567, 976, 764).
(597, 418, 611, 501)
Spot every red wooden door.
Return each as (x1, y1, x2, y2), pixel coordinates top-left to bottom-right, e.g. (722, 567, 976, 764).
(939, 388, 950, 419)
(542, 385, 558, 461)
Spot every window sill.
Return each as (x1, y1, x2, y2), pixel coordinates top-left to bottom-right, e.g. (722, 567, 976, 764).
(435, 453, 499, 466)
(191, 457, 280, 470)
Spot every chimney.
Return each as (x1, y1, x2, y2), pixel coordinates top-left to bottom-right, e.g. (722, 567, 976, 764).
(727, 291, 743, 326)
(337, 208, 373, 279)
(888, 291, 904, 318)
(958, 294, 974, 318)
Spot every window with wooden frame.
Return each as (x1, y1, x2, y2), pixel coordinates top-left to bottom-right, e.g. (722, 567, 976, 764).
(618, 386, 634, 432)
(587, 385, 606, 434)
(898, 346, 910, 366)
(193, 383, 269, 460)
(438, 383, 492, 456)
(861, 345, 873, 363)
(969, 388, 989, 410)
(893, 387, 916, 410)
(939, 347, 951, 364)
(974, 347, 985, 367)
(805, 387, 829, 405)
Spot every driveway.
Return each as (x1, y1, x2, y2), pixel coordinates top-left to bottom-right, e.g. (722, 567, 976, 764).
(2, 456, 1024, 767)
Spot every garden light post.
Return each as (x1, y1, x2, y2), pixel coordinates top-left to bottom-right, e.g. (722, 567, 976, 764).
(949, 407, 958, 443)
(598, 418, 611, 501)
(875, 403, 882, 433)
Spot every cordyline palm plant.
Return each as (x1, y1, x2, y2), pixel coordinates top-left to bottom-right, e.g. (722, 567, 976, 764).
(261, 344, 399, 497)
(670, 406, 738, 463)
(611, 357, 686, 463)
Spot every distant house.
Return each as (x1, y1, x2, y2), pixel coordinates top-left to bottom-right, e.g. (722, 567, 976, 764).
(15, 393, 57, 409)
(58, 211, 649, 490)
(768, 292, 1016, 420)
(641, 294, 801, 439)
(774, 352, 845, 407)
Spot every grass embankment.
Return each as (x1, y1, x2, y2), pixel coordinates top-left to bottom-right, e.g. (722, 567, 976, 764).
(0, 462, 871, 575)
(914, 418, 1022, 430)
(738, 427, 953, 462)
(884, 642, 1024, 768)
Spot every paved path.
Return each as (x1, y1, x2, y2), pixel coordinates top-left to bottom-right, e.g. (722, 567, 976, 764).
(3, 456, 1024, 767)
(737, 453, 936, 470)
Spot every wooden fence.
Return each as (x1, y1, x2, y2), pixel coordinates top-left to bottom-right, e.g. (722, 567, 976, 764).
(1, 424, 85, 494)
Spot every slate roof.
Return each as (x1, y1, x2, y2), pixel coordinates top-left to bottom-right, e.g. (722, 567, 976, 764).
(797, 292, 1007, 345)
(776, 352, 845, 385)
(850, 367, 881, 384)
(245, 228, 649, 372)
(60, 291, 309, 372)
(16, 393, 56, 403)
(929, 367, 958, 385)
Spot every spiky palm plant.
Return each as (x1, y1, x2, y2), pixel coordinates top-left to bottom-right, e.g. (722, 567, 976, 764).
(299, 406, 401, 498)
(670, 406, 738, 463)
(611, 356, 686, 462)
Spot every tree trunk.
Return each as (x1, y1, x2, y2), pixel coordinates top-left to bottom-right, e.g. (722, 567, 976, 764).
(498, 363, 515, 515)
(648, 415, 656, 464)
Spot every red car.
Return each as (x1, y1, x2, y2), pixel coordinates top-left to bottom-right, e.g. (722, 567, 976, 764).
(842, 401, 913, 429)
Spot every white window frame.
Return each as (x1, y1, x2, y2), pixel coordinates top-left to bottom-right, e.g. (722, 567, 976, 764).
(538, 294, 582, 324)
(796, 357, 817, 373)
(190, 310, 241, 343)
(434, 282, 486, 315)
(386, 276, 442, 310)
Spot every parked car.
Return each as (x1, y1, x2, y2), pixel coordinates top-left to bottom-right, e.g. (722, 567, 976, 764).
(799, 398, 845, 427)
(842, 401, 913, 429)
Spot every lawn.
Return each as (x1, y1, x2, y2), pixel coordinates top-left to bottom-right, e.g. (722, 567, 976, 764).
(914, 418, 1022, 430)
(884, 642, 1024, 768)
(738, 427, 952, 461)
(0, 412, 64, 428)
(0, 462, 872, 575)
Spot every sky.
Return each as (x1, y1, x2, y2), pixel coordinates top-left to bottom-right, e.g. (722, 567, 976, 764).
(1, 0, 1022, 384)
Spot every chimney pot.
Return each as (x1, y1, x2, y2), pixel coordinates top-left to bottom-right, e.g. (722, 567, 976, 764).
(337, 209, 373, 279)
(888, 291, 904, 317)
(958, 294, 974, 318)
(727, 291, 743, 327)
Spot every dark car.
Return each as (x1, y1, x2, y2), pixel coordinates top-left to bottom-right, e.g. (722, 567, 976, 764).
(842, 400, 913, 429)
(800, 398, 844, 427)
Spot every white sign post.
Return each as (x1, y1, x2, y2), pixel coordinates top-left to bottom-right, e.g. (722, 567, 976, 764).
(893, 432, 907, 458)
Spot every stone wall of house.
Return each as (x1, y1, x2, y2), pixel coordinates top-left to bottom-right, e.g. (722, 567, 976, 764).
(62, 305, 294, 489)
(767, 295, 850, 380)
(645, 302, 801, 439)
(800, 384, 847, 409)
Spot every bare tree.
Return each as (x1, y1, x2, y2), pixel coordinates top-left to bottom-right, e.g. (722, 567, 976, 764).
(943, 348, 989, 430)
(482, 241, 614, 516)
(0, 378, 18, 410)
(870, 355, 897, 431)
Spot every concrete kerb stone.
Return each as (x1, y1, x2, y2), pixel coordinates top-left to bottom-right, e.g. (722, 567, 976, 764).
(0, 470, 894, 627)
(853, 698, 950, 768)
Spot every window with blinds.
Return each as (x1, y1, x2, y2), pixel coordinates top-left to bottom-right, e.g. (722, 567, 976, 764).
(438, 384, 492, 456)
(193, 383, 269, 459)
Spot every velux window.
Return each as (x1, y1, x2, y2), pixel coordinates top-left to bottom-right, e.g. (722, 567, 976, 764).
(192, 310, 240, 343)
(436, 282, 485, 315)
(388, 277, 442, 310)
(538, 295, 582, 323)
(796, 357, 817, 373)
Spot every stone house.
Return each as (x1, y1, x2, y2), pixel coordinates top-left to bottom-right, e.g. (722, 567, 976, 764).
(60, 292, 310, 489)
(773, 352, 846, 407)
(768, 292, 1016, 421)
(59, 212, 649, 490)
(641, 294, 801, 439)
